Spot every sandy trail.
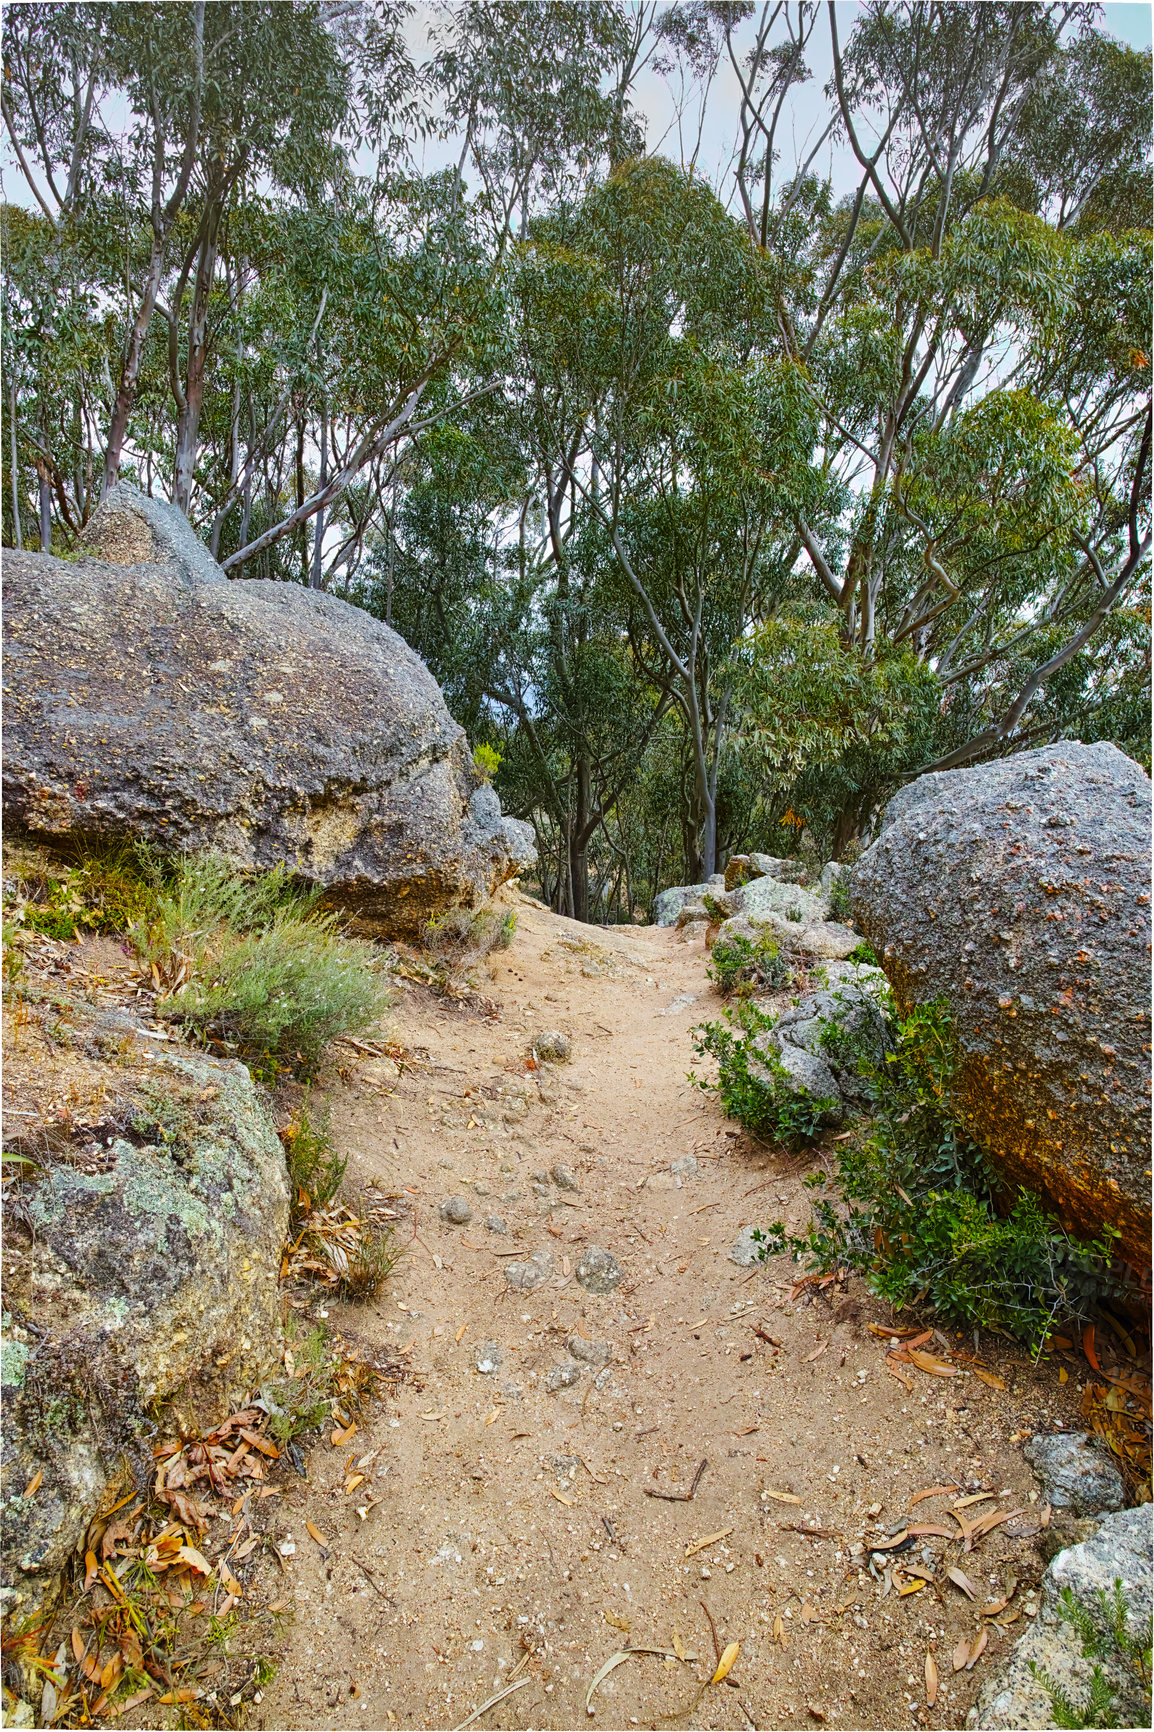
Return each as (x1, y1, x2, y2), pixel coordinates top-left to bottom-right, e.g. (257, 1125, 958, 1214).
(256, 893, 1077, 1732)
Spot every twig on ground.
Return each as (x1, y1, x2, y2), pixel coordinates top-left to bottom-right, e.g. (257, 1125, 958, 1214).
(645, 1459, 708, 1502)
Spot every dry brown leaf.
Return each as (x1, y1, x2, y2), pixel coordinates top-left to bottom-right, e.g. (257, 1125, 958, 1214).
(967, 1507, 1025, 1546)
(953, 1492, 996, 1510)
(966, 1627, 989, 1670)
(908, 1349, 959, 1377)
(899, 1578, 925, 1597)
(23, 1469, 43, 1499)
(711, 1642, 739, 1684)
(419, 1410, 447, 1422)
(175, 1545, 212, 1576)
(773, 1612, 787, 1648)
(331, 1421, 356, 1447)
(345, 1474, 366, 1494)
(83, 1549, 100, 1592)
(973, 1367, 1006, 1390)
(925, 1652, 939, 1706)
(907, 1523, 960, 1540)
(804, 1342, 828, 1363)
(763, 1488, 801, 1504)
(604, 1611, 631, 1634)
(910, 1484, 960, 1505)
(157, 1689, 201, 1705)
(100, 1655, 125, 1693)
(484, 1410, 499, 1427)
(550, 1488, 574, 1507)
(455, 1322, 468, 1343)
(219, 1564, 243, 1599)
(305, 1521, 328, 1548)
(885, 1359, 914, 1391)
(952, 1637, 971, 1672)
(672, 1630, 687, 1661)
(685, 1526, 733, 1557)
(979, 1597, 1009, 1617)
(947, 1567, 978, 1599)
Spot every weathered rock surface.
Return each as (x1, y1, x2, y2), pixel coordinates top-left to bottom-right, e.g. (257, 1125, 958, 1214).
(3, 487, 535, 938)
(575, 1246, 623, 1294)
(0, 1007, 288, 1619)
(657, 862, 858, 958)
(653, 876, 726, 926)
(852, 743, 1151, 1267)
(503, 1250, 555, 1292)
(1024, 1433, 1127, 1515)
(725, 853, 811, 890)
(969, 1505, 1152, 1729)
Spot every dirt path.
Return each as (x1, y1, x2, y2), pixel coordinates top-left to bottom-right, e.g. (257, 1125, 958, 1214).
(256, 893, 1079, 1732)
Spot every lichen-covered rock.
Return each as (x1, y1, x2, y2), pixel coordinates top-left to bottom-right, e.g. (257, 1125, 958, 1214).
(653, 876, 725, 926)
(3, 488, 535, 938)
(725, 853, 810, 890)
(0, 1006, 288, 1620)
(968, 1505, 1152, 1729)
(1023, 1433, 1127, 1515)
(575, 1246, 623, 1294)
(852, 743, 1151, 1268)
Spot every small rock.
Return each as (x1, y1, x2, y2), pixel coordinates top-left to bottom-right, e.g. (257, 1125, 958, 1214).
(729, 1225, 765, 1268)
(545, 1363, 583, 1392)
(475, 1343, 504, 1375)
(550, 1164, 580, 1191)
(503, 1250, 555, 1292)
(439, 1196, 473, 1225)
(533, 1030, 571, 1062)
(671, 1154, 697, 1180)
(566, 1334, 612, 1366)
(472, 1181, 491, 1197)
(575, 1246, 623, 1294)
(1023, 1433, 1126, 1515)
(484, 1214, 508, 1235)
(531, 1183, 550, 1200)
(530, 1169, 549, 1185)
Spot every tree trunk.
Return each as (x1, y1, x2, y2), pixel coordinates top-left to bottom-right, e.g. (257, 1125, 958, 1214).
(310, 396, 328, 589)
(36, 457, 51, 553)
(103, 235, 165, 497)
(8, 383, 22, 548)
(172, 204, 222, 515)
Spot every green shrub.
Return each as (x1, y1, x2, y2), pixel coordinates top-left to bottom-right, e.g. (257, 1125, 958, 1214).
(749, 1000, 1132, 1349)
(691, 1000, 837, 1146)
(708, 931, 792, 996)
(846, 939, 878, 965)
(472, 742, 502, 781)
(827, 870, 853, 921)
(133, 853, 386, 1076)
(5, 839, 160, 937)
(1030, 1581, 1153, 1729)
(284, 1097, 347, 1219)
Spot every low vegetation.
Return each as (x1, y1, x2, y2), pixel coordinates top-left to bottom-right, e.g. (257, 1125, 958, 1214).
(421, 902, 517, 989)
(696, 979, 1132, 1350)
(281, 1099, 396, 1305)
(1031, 1580, 1153, 1729)
(707, 930, 795, 996)
(4, 842, 387, 1078)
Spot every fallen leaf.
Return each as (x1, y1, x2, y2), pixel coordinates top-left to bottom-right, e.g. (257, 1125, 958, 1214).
(966, 1507, 1026, 1545)
(305, 1521, 328, 1549)
(773, 1612, 787, 1648)
(239, 1428, 279, 1458)
(899, 1578, 925, 1597)
(804, 1342, 828, 1363)
(175, 1545, 212, 1576)
(23, 1469, 43, 1499)
(685, 1527, 733, 1557)
(885, 1359, 914, 1391)
(100, 1655, 125, 1693)
(605, 1611, 631, 1634)
(952, 1637, 971, 1672)
(947, 1567, 978, 1599)
(907, 1349, 959, 1377)
(910, 1484, 960, 1505)
(763, 1488, 801, 1505)
(83, 1549, 99, 1591)
(1049, 1335, 1073, 1351)
(979, 1597, 1009, 1617)
(484, 1410, 499, 1427)
(157, 1689, 201, 1705)
(1083, 1324, 1099, 1371)
(672, 1630, 687, 1661)
(219, 1564, 243, 1599)
(455, 1322, 468, 1343)
(953, 1492, 996, 1510)
(712, 1642, 739, 1684)
(550, 1488, 574, 1507)
(973, 1368, 1006, 1390)
(345, 1474, 366, 1494)
(1059, 1366, 1069, 1384)
(966, 1627, 989, 1669)
(907, 1524, 960, 1540)
(331, 1421, 356, 1447)
(925, 1651, 939, 1706)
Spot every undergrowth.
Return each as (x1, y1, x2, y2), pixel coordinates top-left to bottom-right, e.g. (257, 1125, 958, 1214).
(4, 841, 387, 1078)
(708, 931, 794, 996)
(1029, 1580, 1153, 1728)
(423, 902, 516, 974)
(691, 999, 837, 1146)
(699, 979, 1131, 1349)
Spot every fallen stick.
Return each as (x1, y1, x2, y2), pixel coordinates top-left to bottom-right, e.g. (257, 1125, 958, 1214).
(452, 1676, 532, 1730)
(645, 1459, 708, 1502)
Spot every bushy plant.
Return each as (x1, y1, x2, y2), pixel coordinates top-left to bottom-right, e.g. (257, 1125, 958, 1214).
(827, 871, 852, 921)
(5, 839, 160, 937)
(283, 1097, 347, 1220)
(750, 1000, 1132, 1348)
(708, 931, 793, 996)
(472, 742, 502, 781)
(133, 854, 386, 1075)
(691, 1000, 836, 1146)
(423, 903, 517, 971)
(1030, 1581, 1152, 1729)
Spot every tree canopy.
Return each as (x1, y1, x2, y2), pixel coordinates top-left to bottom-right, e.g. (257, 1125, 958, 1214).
(4, 0, 1150, 917)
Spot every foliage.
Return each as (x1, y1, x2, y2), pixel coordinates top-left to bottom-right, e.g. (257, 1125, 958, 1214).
(282, 1097, 347, 1222)
(751, 999, 1132, 1348)
(472, 741, 503, 781)
(708, 931, 793, 996)
(691, 1000, 836, 1147)
(422, 903, 517, 973)
(3, 841, 159, 939)
(133, 854, 386, 1076)
(1029, 1580, 1153, 1730)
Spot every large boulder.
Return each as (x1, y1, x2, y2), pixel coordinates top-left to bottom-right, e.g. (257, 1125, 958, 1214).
(852, 744, 1151, 1269)
(968, 1505, 1152, 1730)
(1, 1003, 289, 1620)
(3, 487, 535, 938)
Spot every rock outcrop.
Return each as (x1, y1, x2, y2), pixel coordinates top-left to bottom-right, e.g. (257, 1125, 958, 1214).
(1, 1005, 288, 1620)
(3, 486, 535, 938)
(655, 858, 859, 960)
(748, 968, 893, 1125)
(969, 1505, 1151, 1729)
(852, 743, 1151, 1270)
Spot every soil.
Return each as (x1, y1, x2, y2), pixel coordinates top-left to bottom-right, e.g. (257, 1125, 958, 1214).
(244, 890, 1090, 1732)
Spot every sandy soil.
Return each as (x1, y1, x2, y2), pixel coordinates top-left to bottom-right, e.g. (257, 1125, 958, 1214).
(247, 891, 1086, 1732)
